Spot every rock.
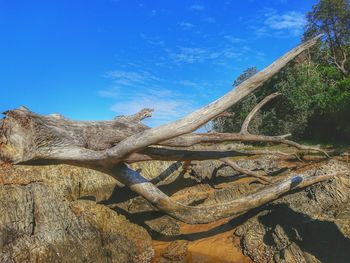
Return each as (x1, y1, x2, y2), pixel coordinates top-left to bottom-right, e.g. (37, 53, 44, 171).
(0, 164, 153, 262)
(145, 216, 181, 236)
(0, 164, 118, 202)
(2, 155, 350, 263)
(161, 240, 189, 262)
(235, 160, 350, 263)
(72, 200, 154, 262)
(190, 156, 282, 182)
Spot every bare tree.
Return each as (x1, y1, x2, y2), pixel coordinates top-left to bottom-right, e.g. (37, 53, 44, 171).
(1, 35, 341, 224)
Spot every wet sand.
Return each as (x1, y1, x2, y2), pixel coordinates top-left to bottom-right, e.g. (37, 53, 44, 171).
(152, 218, 252, 263)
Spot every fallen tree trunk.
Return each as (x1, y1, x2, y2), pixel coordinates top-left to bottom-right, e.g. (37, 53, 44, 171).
(1, 35, 341, 225)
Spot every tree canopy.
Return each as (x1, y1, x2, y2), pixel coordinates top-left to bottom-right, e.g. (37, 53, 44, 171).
(213, 0, 350, 142)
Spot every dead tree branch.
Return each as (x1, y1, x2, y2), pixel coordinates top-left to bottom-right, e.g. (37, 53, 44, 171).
(106, 162, 347, 224)
(116, 108, 154, 122)
(0, 35, 333, 225)
(124, 147, 294, 163)
(101, 35, 323, 164)
(159, 133, 327, 156)
(220, 158, 272, 184)
(240, 92, 281, 134)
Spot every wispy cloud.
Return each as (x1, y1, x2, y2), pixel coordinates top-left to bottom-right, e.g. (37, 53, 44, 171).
(104, 69, 160, 86)
(264, 11, 305, 34)
(178, 80, 203, 89)
(189, 4, 204, 11)
(170, 47, 208, 64)
(110, 91, 196, 126)
(248, 9, 306, 38)
(99, 69, 200, 126)
(179, 21, 195, 30)
(168, 46, 243, 65)
(248, 8, 306, 38)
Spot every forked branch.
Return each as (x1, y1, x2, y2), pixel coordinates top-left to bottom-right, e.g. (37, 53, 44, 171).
(108, 162, 346, 224)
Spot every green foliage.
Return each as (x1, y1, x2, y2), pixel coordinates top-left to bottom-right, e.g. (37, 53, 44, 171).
(215, 0, 350, 143)
(304, 0, 350, 75)
(233, 67, 258, 86)
(214, 63, 329, 138)
(270, 64, 327, 137)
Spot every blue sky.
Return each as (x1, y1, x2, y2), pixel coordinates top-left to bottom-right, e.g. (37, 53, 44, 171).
(0, 0, 317, 126)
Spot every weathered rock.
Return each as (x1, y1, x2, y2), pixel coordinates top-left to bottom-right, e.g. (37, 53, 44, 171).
(145, 216, 181, 236)
(161, 240, 189, 262)
(0, 164, 118, 202)
(190, 155, 282, 181)
(0, 164, 153, 263)
(235, 159, 350, 263)
(2, 155, 350, 263)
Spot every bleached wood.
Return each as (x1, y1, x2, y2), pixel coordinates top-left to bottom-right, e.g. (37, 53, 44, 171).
(0, 35, 334, 225)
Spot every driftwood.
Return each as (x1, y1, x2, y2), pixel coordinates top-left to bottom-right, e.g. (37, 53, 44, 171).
(1, 35, 339, 224)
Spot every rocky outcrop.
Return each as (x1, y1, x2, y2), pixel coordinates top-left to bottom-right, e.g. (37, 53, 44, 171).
(0, 165, 153, 263)
(146, 158, 350, 263)
(235, 160, 350, 263)
(1, 155, 350, 263)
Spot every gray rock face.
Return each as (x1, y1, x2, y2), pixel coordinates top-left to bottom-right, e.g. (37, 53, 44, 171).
(0, 165, 153, 263)
(235, 160, 350, 263)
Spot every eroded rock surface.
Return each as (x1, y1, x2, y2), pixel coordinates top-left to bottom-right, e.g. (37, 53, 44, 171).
(0, 165, 153, 263)
(235, 160, 350, 263)
(1, 155, 350, 263)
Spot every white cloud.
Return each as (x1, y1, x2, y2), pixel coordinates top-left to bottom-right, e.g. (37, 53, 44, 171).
(104, 70, 160, 87)
(179, 21, 195, 30)
(168, 46, 243, 65)
(110, 93, 196, 126)
(252, 9, 306, 37)
(189, 4, 204, 11)
(170, 47, 207, 64)
(222, 48, 243, 59)
(99, 69, 200, 126)
(178, 80, 202, 89)
(264, 11, 306, 34)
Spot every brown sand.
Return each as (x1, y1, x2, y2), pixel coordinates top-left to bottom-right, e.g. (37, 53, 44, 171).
(152, 218, 252, 263)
